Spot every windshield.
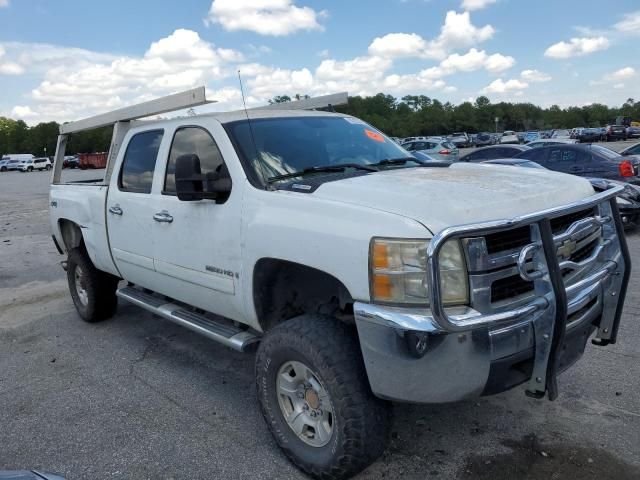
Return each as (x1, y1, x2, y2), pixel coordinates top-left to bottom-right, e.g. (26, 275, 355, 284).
(226, 116, 413, 184)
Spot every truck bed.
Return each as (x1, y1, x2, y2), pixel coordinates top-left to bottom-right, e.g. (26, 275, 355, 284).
(50, 183, 119, 277)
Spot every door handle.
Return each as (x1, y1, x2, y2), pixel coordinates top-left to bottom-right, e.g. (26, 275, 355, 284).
(153, 211, 174, 223)
(109, 206, 123, 216)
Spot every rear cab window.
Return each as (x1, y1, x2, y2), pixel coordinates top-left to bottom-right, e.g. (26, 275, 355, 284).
(119, 130, 164, 193)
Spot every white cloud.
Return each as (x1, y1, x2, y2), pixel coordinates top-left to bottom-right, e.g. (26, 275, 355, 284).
(482, 78, 528, 94)
(0, 62, 24, 75)
(0, 0, 8, 7)
(205, 0, 326, 36)
(461, 0, 497, 11)
(10, 29, 247, 123)
(438, 48, 514, 75)
(368, 11, 494, 60)
(605, 66, 635, 81)
(368, 33, 430, 59)
(614, 11, 640, 34)
(521, 69, 551, 82)
(317, 49, 329, 58)
(590, 67, 636, 86)
(544, 36, 610, 59)
(11, 106, 38, 119)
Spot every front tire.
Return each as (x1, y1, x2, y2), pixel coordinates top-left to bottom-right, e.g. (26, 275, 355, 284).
(256, 315, 390, 480)
(67, 248, 119, 322)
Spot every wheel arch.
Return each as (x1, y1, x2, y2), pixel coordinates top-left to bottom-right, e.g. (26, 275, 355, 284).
(252, 258, 355, 333)
(58, 218, 85, 252)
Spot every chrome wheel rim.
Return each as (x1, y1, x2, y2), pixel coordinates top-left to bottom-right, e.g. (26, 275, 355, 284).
(276, 360, 335, 448)
(74, 265, 89, 306)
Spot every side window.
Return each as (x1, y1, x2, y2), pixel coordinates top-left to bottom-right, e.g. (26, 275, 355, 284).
(403, 143, 414, 151)
(119, 130, 164, 193)
(164, 127, 225, 194)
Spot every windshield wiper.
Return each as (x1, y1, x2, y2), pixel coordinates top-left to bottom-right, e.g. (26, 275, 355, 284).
(370, 157, 426, 167)
(267, 163, 377, 183)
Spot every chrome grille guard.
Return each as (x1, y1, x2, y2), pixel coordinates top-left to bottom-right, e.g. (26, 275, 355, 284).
(426, 186, 631, 399)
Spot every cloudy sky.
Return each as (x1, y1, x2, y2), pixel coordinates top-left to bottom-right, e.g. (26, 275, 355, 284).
(0, 0, 639, 124)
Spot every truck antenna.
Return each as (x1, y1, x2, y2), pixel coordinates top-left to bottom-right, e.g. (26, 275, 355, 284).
(238, 70, 270, 189)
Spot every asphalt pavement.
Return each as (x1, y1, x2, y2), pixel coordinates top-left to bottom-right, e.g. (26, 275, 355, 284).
(1, 148, 639, 479)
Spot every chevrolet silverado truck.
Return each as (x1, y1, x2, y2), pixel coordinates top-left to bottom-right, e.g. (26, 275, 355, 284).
(49, 88, 630, 480)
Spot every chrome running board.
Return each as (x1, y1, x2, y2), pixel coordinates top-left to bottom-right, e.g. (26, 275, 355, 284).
(116, 286, 260, 352)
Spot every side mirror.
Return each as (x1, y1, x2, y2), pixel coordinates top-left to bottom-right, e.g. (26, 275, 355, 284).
(175, 154, 233, 202)
(175, 154, 204, 201)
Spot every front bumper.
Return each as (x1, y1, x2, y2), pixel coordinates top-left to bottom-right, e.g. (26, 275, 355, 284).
(355, 190, 630, 404)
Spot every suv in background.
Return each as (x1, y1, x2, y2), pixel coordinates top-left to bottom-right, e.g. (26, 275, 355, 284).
(606, 125, 627, 142)
(500, 130, 519, 144)
(626, 126, 640, 139)
(449, 132, 471, 148)
(474, 132, 494, 147)
(18, 157, 52, 172)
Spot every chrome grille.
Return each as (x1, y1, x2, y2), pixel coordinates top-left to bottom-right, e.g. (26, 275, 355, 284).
(464, 207, 605, 314)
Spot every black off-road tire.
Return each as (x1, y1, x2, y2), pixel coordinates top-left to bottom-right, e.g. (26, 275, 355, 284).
(67, 248, 119, 322)
(256, 315, 390, 480)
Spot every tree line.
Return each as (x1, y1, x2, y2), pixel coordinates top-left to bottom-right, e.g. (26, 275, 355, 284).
(335, 95, 640, 138)
(2, 94, 640, 156)
(0, 117, 112, 157)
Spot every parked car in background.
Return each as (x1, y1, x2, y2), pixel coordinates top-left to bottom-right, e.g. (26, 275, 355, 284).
(410, 151, 439, 163)
(500, 130, 519, 144)
(605, 125, 627, 142)
(626, 126, 640, 139)
(523, 131, 540, 143)
(460, 144, 530, 162)
(551, 129, 571, 139)
(449, 132, 472, 148)
(620, 142, 640, 156)
(18, 157, 52, 172)
(527, 139, 578, 148)
(577, 128, 602, 143)
(483, 158, 640, 229)
(514, 144, 640, 183)
(401, 138, 459, 161)
(3, 159, 23, 171)
(516, 132, 525, 143)
(0, 159, 13, 171)
(63, 156, 80, 168)
(474, 132, 494, 147)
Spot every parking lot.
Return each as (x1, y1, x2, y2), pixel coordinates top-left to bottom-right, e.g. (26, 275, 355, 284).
(1, 151, 639, 479)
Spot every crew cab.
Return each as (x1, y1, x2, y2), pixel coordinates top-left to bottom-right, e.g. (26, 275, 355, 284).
(49, 88, 630, 480)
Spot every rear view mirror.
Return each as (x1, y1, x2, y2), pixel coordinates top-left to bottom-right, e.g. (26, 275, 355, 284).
(175, 154, 232, 202)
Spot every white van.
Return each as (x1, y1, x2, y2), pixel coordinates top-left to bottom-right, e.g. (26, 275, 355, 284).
(18, 157, 52, 172)
(2, 154, 35, 162)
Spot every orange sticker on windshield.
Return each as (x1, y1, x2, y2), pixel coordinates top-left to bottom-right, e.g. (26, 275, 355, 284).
(365, 129, 385, 142)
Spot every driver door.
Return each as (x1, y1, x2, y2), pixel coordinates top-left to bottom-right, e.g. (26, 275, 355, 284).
(151, 123, 243, 320)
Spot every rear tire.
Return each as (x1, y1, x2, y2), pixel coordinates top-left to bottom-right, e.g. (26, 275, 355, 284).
(256, 315, 390, 480)
(67, 248, 119, 322)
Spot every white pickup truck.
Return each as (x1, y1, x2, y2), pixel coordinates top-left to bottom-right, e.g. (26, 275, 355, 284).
(49, 88, 630, 480)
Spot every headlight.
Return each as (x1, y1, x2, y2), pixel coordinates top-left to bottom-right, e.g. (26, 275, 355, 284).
(369, 238, 469, 306)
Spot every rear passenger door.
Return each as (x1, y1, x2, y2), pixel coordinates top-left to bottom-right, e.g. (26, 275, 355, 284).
(107, 129, 165, 285)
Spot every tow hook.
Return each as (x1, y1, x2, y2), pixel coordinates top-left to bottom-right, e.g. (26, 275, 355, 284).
(61, 260, 68, 271)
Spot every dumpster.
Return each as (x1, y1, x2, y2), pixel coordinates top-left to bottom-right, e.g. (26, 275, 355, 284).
(78, 152, 108, 169)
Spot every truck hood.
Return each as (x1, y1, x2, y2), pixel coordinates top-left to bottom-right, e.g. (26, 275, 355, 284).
(312, 163, 596, 234)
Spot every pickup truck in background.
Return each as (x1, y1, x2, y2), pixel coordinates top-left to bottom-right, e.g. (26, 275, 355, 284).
(49, 88, 630, 480)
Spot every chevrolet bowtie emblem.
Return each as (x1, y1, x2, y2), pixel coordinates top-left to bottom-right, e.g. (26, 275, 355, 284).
(557, 239, 578, 259)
